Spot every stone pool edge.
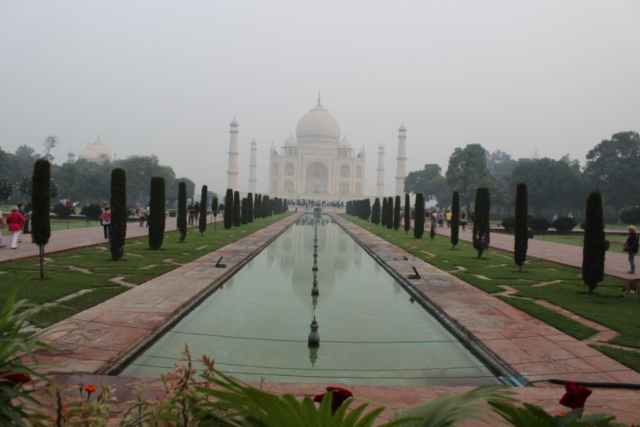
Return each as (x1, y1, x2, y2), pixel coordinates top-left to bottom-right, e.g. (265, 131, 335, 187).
(331, 213, 640, 387)
(35, 213, 304, 376)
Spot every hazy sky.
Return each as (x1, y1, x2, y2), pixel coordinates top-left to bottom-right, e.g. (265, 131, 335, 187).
(1, 0, 639, 197)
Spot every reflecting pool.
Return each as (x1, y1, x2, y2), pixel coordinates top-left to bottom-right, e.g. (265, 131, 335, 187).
(120, 215, 499, 386)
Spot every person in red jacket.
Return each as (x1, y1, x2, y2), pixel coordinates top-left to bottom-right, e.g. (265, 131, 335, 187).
(6, 206, 25, 249)
(100, 206, 111, 240)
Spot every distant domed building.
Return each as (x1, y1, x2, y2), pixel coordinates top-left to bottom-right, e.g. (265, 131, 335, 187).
(268, 97, 366, 198)
(530, 148, 541, 160)
(77, 137, 114, 165)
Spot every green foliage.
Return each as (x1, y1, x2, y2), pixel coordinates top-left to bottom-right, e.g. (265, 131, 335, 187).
(255, 194, 260, 220)
(414, 193, 424, 238)
(169, 210, 176, 217)
(0, 176, 13, 201)
(170, 177, 195, 205)
(32, 159, 51, 280)
(386, 197, 393, 230)
(392, 385, 516, 427)
(619, 206, 640, 224)
(109, 168, 127, 261)
(590, 344, 640, 373)
(223, 189, 233, 229)
(514, 183, 528, 272)
(446, 144, 493, 212)
(451, 191, 459, 248)
(80, 204, 102, 220)
(0, 286, 52, 426)
(148, 176, 166, 250)
(372, 198, 380, 225)
(381, 197, 387, 227)
(585, 131, 640, 211)
(119, 154, 175, 204)
(583, 190, 605, 294)
(472, 187, 491, 258)
(241, 198, 248, 224)
(177, 182, 187, 242)
(405, 164, 451, 206)
(552, 216, 578, 235)
(404, 194, 411, 234)
(393, 195, 401, 231)
(501, 216, 515, 233)
(199, 185, 208, 236)
(233, 191, 241, 226)
(529, 217, 551, 234)
(247, 192, 253, 223)
(262, 195, 270, 218)
(490, 401, 621, 427)
(51, 204, 74, 218)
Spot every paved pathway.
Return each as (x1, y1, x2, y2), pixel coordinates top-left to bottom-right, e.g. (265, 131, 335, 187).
(0, 215, 224, 264)
(429, 223, 632, 280)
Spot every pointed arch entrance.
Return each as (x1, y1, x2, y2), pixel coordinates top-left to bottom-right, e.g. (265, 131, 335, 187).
(306, 162, 328, 194)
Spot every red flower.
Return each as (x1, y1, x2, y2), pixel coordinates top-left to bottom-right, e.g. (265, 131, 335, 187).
(313, 387, 353, 414)
(559, 381, 592, 409)
(0, 370, 31, 388)
(85, 384, 96, 393)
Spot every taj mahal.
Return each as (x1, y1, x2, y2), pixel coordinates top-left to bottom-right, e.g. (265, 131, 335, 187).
(225, 95, 408, 201)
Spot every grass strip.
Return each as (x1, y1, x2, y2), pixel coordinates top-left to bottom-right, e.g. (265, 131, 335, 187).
(589, 344, 640, 373)
(496, 296, 598, 340)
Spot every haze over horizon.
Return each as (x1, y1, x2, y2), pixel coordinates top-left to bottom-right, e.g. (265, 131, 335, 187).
(1, 0, 639, 197)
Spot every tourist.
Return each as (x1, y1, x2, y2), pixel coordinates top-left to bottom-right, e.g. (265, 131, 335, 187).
(6, 206, 25, 249)
(219, 203, 225, 217)
(138, 204, 147, 227)
(552, 213, 558, 222)
(446, 210, 452, 228)
(461, 212, 467, 231)
(438, 211, 445, 228)
(626, 225, 639, 274)
(101, 206, 111, 240)
(188, 203, 196, 225)
(0, 210, 5, 248)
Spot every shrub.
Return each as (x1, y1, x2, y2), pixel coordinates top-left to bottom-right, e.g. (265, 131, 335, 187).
(148, 176, 166, 250)
(51, 204, 74, 219)
(247, 192, 253, 223)
(451, 191, 460, 248)
(80, 204, 102, 220)
(414, 193, 425, 239)
(177, 182, 187, 242)
(472, 187, 491, 258)
(31, 159, 51, 280)
(241, 197, 248, 225)
(529, 217, 551, 234)
(501, 216, 515, 233)
(514, 183, 528, 272)
(620, 206, 640, 224)
(372, 198, 380, 225)
(199, 185, 208, 236)
(583, 190, 605, 295)
(393, 196, 401, 231)
(528, 228, 534, 239)
(386, 197, 393, 230)
(169, 210, 177, 217)
(381, 197, 387, 227)
(552, 216, 578, 235)
(233, 191, 241, 226)
(109, 168, 127, 261)
(223, 189, 233, 229)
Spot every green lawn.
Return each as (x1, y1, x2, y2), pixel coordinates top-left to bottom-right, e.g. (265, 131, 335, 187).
(341, 216, 640, 356)
(1, 213, 292, 328)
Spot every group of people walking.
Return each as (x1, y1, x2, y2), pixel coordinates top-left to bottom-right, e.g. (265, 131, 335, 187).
(0, 204, 26, 249)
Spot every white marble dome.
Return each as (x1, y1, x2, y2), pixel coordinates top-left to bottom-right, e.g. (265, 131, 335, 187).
(78, 138, 114, 164)
(338, 137, 352, 149)
(296, 102, 341, 144)
(284, 134, 298, 147)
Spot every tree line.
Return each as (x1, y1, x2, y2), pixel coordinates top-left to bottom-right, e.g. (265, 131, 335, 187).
(405, 131, 640, 220)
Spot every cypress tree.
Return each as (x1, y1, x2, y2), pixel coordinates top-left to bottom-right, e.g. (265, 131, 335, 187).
(254, 194, 260, 220)
(177, 182, 187, 242)
(262, 195, 270, 218)
(365, 198, 371, 221)
(110, 168, 127, 260)
(583, 190, 605, 295)
(148, 176, 166, 250)
(386, 197, 393, 230)
(199, 185, 208, 236)
(31, 159, 51, 279)
(247, 192, 254, 223)
(472, 187, 491, 259)
(381, 197, 387, 227)
(241, 198, 248, 224)
(514, 183, 528, 272)
(372, 198, 381, 224)
(393, 195, 401, 231)
(212, 195, 219, 231)
(404, 194, 411, 234)
(233, 191, 241, 226)
(451, 191, 460, 249)
(414, 193, 425, 239)
(223, 189, 233, 229)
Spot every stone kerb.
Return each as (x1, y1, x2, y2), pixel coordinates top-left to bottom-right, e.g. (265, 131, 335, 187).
(36, 213, 304, 376)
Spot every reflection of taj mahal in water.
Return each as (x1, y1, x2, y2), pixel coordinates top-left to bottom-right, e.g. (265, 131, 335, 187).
(225, 95, 408, 200)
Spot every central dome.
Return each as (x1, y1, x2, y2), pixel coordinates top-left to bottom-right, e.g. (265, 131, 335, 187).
(295, 101, 341, 144)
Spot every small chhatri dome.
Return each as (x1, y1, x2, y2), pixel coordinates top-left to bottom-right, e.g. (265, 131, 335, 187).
(284, 133, 298, 147)
(338, 136, 352, 149)
(78, 136, 114, 164)
(296, 97, 341, 144)
(531, 148, 541, 160)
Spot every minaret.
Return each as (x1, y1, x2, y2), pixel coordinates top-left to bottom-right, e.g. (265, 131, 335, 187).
(227, 117, 239, 190)
(376, 143, 385, 198)
(248, 138, 257, 193)
(395, 122, 407, 196)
